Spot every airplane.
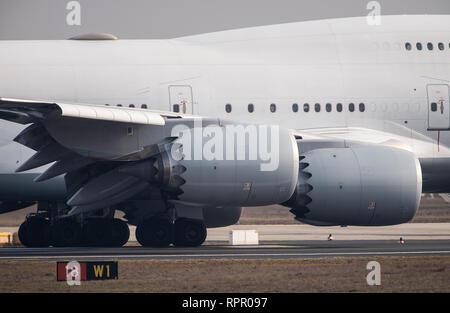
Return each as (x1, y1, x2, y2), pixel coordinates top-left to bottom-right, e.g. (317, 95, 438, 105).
(0, 14, 449, 248)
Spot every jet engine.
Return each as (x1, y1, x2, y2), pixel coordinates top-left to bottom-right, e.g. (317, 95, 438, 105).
(119, 125, 299, 207)
(283, 146, 422, 226)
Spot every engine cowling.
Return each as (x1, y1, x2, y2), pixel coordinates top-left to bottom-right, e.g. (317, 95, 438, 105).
(166, 125, 299, 206)
(283, 146, 422, 226)
(122, 125, 299, 207)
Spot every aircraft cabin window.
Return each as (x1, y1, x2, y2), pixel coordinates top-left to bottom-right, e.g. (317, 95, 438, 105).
(438, 42, 444, 50)
(292, 103, 298, 112)
(427, 42, 433, 50)
(225, 103, 232, 113)
(141, 104, 148, 109)
(248, 103, 254, 113)
(129, 104, 135, 108)
(336, 103, 343, 112)
(359, 103, 365, 112)
(431, 102, 437, 112)
(270, 103, 276, 113)
(117, 104, 122, 107)
(105, 104, 110, 106)
(314, 103, 321, 112)
(303, 103, 310, 112)
(405, 42, 412, 51)
(326, 103, 332, 112)
(416, 42, 422, 50)
(349, 103, 355, 112)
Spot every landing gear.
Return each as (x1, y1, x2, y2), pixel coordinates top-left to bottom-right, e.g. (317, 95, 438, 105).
(110, 218, 131, 247)
(18, 216, 51, 247)
(174, 218, 207, 247)
(17, 221, 29, 247)
(18, 213, 130, 248)
(82, 218, 130, 247)
(82, 219, 110, 247)
(51, 218, 82, 247)
(135, 217, 207, 247)
(16, 200, 207, 248)
(136, 217, 173, 247)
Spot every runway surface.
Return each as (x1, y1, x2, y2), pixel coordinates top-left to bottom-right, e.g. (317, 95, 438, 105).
(1, 224, 449, 260)
(0, 240, 449, 260)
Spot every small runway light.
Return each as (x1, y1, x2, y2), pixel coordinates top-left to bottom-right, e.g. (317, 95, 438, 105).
(328, 234, 334, 241)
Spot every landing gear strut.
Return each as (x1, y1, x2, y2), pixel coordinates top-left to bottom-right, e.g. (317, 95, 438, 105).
(136, 217, 207, 247)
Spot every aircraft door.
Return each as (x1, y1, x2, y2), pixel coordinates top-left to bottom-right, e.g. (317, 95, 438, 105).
(169, 85, 193, 114)
(427, 84, 450, 130)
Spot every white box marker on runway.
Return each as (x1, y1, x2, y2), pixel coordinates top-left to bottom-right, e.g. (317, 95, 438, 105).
(229, 230, 259, 245)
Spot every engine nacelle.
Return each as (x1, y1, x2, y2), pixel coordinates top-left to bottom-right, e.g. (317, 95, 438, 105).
(123, 124, 299, 207)
(167, 125, 298, 206)
(283, 146, 422, 226)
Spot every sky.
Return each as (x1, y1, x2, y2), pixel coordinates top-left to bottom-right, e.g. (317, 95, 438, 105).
(0, 0, 449, 39)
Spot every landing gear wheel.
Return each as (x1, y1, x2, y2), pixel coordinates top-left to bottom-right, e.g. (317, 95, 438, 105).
(174, 218, 207, 247)
(52, 219, 82, 247)
(18, 220, 30, 247)
(83, 219, 130, 247)
(136, 217, 173, 247)
(27, 217, 51, 247)
(82, 219, 112, 247)
(110, 219, 130, 247)
(18, 217, 51, 247)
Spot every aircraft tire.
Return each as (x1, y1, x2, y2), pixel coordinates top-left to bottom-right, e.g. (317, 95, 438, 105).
(18, 220, 30, 247)
(173, 218, 207, 247)
(52, 219, 82, 247)
(136, 217, 173, 247)
(110, 218, 130, 247)
(18, 217, 51, 247)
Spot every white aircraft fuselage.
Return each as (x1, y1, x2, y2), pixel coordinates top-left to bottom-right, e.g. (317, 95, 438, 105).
(0, 15, 450, 197)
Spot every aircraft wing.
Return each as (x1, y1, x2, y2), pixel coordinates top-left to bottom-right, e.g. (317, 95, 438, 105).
(292, 123, 441, 159)
(0, 97, 201, 215)
(0, 97, 188, 126)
